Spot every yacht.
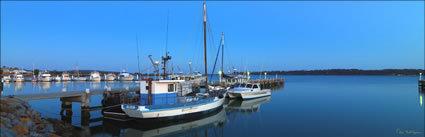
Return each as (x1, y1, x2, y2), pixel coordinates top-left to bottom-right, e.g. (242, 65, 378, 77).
(38, 71, 52, 82)
(2, 75, 11, 82)
(90, 71, 102, 81)
(14, 73, 25, 82)
(53, 75, 61, 82)
(227, 83, 271, 100)
(118, 70, 134, 81)
(104, 73, 116, 81)
(61, 72, 71, 81)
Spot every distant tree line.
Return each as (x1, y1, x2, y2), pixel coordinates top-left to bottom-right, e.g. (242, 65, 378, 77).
(249, 69, 424, 76)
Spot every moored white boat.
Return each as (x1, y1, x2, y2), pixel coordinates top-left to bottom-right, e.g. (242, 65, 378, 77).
(122, 3, 225, 120)
(3, 75, 12, 82)
(227, 83, 271, 100)
(53, 75, 61, 82)
(119, 70, 134, 81)
(14, 73, 25, 82)
(104, 73, 116, 81)
(90, 71, 102, 81)
(122, 107, 227, 137)
(61, 72, 71, 81)
(38, 71, 52, 82)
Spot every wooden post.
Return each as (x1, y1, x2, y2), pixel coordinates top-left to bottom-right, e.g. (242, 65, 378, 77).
(148, 78, 152, 105)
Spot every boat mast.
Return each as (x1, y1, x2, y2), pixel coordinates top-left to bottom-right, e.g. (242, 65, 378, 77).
(136, 34, 141, 80)
(221, 32, 224, 75)
(162, 11, 171, 80)
(203, 3, 208, 92)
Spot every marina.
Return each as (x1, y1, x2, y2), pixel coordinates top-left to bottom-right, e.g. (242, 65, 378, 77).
(1, 1, 424, 137)
(1, 75, 423, 137)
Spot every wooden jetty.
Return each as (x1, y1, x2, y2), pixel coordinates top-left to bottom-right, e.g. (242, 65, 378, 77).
(1, 86, 140, 130)
(250, 78, 284, 89)
(212, 78, 284, 89)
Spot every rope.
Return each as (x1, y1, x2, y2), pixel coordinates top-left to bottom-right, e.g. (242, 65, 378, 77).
(176, 9, 202, 69)
(210, 38, 222, 80)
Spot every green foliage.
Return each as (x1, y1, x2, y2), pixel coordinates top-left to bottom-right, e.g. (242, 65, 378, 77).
(34, 69, 40, 76)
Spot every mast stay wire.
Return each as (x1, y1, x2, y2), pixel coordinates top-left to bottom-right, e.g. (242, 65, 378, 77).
(175, 9, 203, 72)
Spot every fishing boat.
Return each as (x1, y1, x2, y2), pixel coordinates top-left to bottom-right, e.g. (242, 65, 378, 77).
(38, 71, 52, 82)
(90, 71, 102, 81)
(14, 73, 25, 82)
(227, 83, 271, 100)
(61, 72, 71, 81)
(122, 3, 226, 119)
(118, 70, 134, 81)
(104, 73, 116, 81)
(122, 79, 226, 119)
(121, 107, 226, 137)
(53, 75, 61, 82)
(3, 75, 11, 82)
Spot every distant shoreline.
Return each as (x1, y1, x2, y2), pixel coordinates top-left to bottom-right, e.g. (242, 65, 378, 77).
(249, 69, 424, 76)
(2, 67, 424, 76)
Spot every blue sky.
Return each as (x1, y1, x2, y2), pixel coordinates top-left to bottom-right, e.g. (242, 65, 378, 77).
(1, 1, 424, 73)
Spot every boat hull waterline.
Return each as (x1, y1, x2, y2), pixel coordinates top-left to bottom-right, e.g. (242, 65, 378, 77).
(228, 89, 271, 100)
(122, 96, 225, 119)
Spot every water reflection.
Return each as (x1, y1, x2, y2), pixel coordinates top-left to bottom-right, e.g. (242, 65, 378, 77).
(38, 82, 51, 91)
(90, 81, 101, 89)
(3, 81, 140, 96)
(62, 81, 70, 92)
(225, 96, 271, 114)
(419, 88, 424, 107)
(14, 82, 24, 91)
(97, 107, 227, 137)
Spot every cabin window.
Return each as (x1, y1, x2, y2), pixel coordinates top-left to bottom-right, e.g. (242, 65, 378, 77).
(168, 84, 175, 92)
(253, 85, 259, 89)
(246, 84, 253, 88)
(145, 86, 149, 90)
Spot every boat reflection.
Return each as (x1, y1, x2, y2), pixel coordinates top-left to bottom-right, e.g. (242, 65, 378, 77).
(14, 82, 24, 92)
(225, 96, 271, 114)
(38, 82, 51, 91)
(90, 81, 101, 89)
(61, 81, 70, 92)
(99, 107, 227, 137)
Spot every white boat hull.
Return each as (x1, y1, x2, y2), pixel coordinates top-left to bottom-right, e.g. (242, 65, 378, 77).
(90, 77, 101, 81)
(227, 92, 241, 99)
(15, 78, 25, 82)
(74, 77, 87, 81)
(120, 77, 134, 81)
(105, 76, 115, 81)
(228, 89, 271, 100)
(40, 77, 51, 82)
(122, 97, 225, 119)
(62, 77, 71, 81)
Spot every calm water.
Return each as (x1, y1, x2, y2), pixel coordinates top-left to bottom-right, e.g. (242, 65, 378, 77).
(2, 76, 424, 137)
